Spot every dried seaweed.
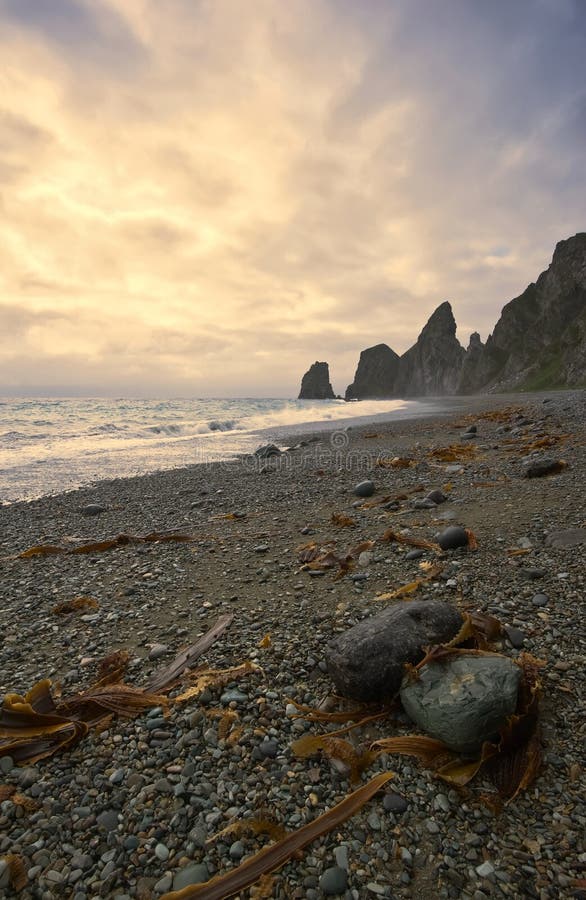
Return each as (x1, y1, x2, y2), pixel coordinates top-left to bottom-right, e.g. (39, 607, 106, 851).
(291, 734, 378, 783)
(97, 650, 131, 682)
(0, 616, 233, 766)
(376, 456, 415, 469)
(145, 614, 233, 693)
(2, 854, 27, 892)
(52, 596, 99, 615)
(428, 444, 477, 462)
(159, 773, 393, 900)
(207, 818, 287, 846)
(174, 662, 261, 703)
(285, 698, 385, 725)
(12, 530, 195, 560)
(331, 513, 357, 527)
(379, 529, 441, 553)
(374, 564, 443, 602)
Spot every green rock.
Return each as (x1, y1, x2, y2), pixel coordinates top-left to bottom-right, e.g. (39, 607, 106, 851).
(400, 654, 521, 753)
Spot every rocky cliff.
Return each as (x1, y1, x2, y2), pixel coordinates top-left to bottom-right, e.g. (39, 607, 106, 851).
(302, 233, 586, 399)
(458, 233, 586, 392)
(394, 301, 466, 396)
(345, 344, 400, 400)
(298, 361, 335, 399)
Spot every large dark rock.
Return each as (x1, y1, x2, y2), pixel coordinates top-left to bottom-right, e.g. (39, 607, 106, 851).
(298, 362, 335, 400)
(459, 233, 586, 392)
(345, 343, 400, 400)
(400, 654, 521, 753)
(324, 600, 463, 702)
(394, 302, 466, 397)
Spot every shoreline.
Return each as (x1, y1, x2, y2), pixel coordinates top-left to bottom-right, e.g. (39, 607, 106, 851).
(0, 389, 584, 898)
(2, 390, 570, 509)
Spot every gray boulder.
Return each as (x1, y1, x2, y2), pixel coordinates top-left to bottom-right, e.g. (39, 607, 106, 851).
(325, 600, 463, 702)
(254, 443, 282, 458)
(400, 654, 521, 753)
(544, 528, 586, 548)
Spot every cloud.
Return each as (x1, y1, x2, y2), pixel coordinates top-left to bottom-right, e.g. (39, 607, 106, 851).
(0, 0, 584, 396)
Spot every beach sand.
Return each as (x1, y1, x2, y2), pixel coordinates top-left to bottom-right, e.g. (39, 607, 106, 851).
(0, 390, 584, 899)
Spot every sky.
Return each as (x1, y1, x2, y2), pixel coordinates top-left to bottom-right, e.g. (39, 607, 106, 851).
(0, 0, 585, 398)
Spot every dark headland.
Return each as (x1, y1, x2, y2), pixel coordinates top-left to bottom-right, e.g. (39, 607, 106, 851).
(299, 233, 586, 400)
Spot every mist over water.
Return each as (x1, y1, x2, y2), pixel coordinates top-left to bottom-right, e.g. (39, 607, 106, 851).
(0, 396, 437, 502)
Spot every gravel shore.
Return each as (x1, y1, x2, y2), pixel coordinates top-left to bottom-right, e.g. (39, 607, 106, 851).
(0, 391, 585, 900)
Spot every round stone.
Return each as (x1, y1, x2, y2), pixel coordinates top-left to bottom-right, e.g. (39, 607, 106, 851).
(172, 864, 210, 891)
(426, 490, 447, 504)
(437, 526, 469, 551)
(81, 503, 105, 516)
(532, 593, 549, 607)
(319, 866, 348, 895)
(383, 792, 408, 814)
(354, 480, 375, 498)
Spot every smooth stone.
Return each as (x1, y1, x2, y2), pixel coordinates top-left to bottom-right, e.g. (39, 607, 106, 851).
(155, 843, 169, 862)
(220, 689, 248, 704)
(437, 526, 469, 551)
(81, 503, 106, 516)
(476, 861, 495, 878)
(405, 549, 424, 560)
(325, 600, 463, 702)
(0, 756, 14, 774)
(504, 625, 526, 649)
(254, 443, 281, 458)
(319, 866, 348, 895)
(464, 425, 478, 434)
(148, 644, 168, 660)
(172, 864, 210, 891)
(426, 490, 447, 504)
(531, 593, 549, 607)
(383, 792, 408, 814)
(354, 480, 375, 498)
(523, 458, 565, 478)
(97, 810, 120, 831)
(413, 498, 437, 509)
(545, 528, 586, 549)
(154, 875, 173, 894)
(400, 655, 521, 753)
(229, 840, 245, 860)
(334, 846, 349, 870)
(522, 568, 547, 580)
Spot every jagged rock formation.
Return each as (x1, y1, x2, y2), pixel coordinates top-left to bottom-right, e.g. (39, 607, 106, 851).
(345, 344, 400, 400)
(298, 361, 335, 400)
(303, 234, 586, 399)
(459, 233, 586, 392)
(457, 332, 485, 394)
(394, 301, 466, 396)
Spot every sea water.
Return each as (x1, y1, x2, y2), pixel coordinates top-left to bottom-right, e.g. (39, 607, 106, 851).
(0, 396, 440, 502)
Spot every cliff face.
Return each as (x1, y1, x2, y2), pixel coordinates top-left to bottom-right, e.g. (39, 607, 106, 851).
(301, 234, 586, 400)
(394, 301, 466, 397)
(459, 233, 586, 392)
(345, 344, 400, 400)
(298, 361, 335, 399)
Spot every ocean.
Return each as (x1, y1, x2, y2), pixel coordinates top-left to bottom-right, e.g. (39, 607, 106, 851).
(0, 396, 441, 503)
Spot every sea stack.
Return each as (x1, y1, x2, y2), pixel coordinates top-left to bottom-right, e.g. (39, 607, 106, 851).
(345, 343, 400, 400)
(298, 361, 336, 400)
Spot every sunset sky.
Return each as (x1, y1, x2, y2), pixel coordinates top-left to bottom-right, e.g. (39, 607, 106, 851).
(1, 0, 585, 397)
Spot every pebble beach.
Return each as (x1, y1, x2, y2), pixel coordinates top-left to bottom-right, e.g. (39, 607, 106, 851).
(0, 390, 585, 900)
